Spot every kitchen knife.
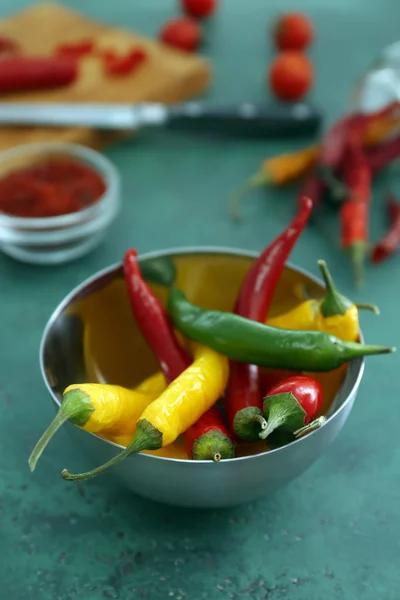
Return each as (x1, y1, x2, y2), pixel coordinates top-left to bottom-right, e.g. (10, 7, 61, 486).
(0, 101, 322, 138)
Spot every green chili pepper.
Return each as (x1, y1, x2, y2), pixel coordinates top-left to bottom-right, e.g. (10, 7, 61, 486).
(167, 287, 395, 372)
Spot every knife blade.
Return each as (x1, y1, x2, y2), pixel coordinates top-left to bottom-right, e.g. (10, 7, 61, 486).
(0, 101, 322, 138)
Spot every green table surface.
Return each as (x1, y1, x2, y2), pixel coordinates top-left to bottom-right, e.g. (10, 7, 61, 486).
(1, 1, 399, 598)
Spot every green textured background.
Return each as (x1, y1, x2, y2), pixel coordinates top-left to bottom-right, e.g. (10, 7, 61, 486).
(1, 1, 399, 598)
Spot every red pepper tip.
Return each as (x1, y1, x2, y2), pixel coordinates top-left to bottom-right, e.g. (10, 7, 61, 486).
(300, 195, 313, 212)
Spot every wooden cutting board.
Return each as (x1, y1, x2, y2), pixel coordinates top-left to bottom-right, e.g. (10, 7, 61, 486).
(0, 2, 211, 151)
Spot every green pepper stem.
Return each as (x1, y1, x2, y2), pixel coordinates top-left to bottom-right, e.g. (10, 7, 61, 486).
(355, 303, 380, 315)
(318, 259, 351, 317)
(28, 389, 94, 472)
(229, 172, 269, 221)
(61, 419, 162, 482)
(260, 392, 307, 440)
(294, 416, 327, 438)
(233, 407, 268, 441)
(192, 430, 235, 461)
(348, 242, 368, 288)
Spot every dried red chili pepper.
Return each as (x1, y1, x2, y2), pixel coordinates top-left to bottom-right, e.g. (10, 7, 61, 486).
(317, 114, 370, 189)
(0, 158, 105, 218)
(225, 196, 313, 441)
(340, 132, 372, 286)
(55, 40, 94, 59)
(123, 249, 235, 460)
(371, 192, 400, 263)
(103, 48, 147, 77)
(0, 56, 77, 93)
(366, 134, 400, 176)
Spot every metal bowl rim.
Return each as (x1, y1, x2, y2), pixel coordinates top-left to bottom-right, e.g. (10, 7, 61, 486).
(39, 245, 364, 465)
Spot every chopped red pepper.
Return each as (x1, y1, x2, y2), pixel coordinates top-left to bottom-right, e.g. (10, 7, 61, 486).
(55, 40, 95, 59)
(371, 192, 400, 263)
(103, 47, 147, 77)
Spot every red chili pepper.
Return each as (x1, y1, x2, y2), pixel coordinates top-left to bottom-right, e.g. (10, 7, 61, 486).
(123, 249, 234, 460)
(124, 249, 190, 383)
(0, 56, 77, 93)
(225, 196, 313, 441)
(103, 48, 147, 77)
(371, 192, 400, 263)
(340, 132, 372, 286)
(366, 134, 400, 176)
(317, 114, 369, 186)
(55, 40, 94, 59)
(184, 406, 234, 461)
(259, 375, 325, 441)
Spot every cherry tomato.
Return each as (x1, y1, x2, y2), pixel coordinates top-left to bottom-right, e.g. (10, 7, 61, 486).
(268, 51, 313, 101)
(160, 17, 202, 53)
(274, 13, 313, 52)
(181, 0, 217, 19)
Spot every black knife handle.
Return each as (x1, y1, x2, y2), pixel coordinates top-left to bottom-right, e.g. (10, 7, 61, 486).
(166, 101, 322, 138)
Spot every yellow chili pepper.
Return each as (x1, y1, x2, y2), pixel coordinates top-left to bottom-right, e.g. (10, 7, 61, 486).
(229, 145, 319, 220)
(268, 260, 379, 342)
(28, 384, 158, 472)
(134, 371, 166, 395)
(101, 371, 190, 459)
(267, 260, 379, 415)
(62, 343, 229, 482)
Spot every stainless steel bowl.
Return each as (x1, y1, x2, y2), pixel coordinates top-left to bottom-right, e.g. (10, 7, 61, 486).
(40, 247, 363, 508)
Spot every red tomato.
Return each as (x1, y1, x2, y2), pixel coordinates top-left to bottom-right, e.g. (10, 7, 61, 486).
(160, 17, 202, 53)
(181, 0, 217, 19)
(274, 13, 313, 51)
(268, 51, 313, 101)
(267, 376, 323, 424)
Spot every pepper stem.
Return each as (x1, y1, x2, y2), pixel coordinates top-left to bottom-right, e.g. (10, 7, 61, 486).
(61, 419, 162, 482)
(229, 172, 269, 221)
(192, 430, 235, 461)
(294, 416, 327, 438)
(259, 392, 307, 440)
(233, 407, 268, 441)
(28, 389, 94, 472)
(355, 303, 380, 315)
(318, 259, 352, 317)
(348, 242, 368, 288)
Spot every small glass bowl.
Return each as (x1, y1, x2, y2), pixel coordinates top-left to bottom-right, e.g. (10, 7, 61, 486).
(0, 142, 121, 265)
